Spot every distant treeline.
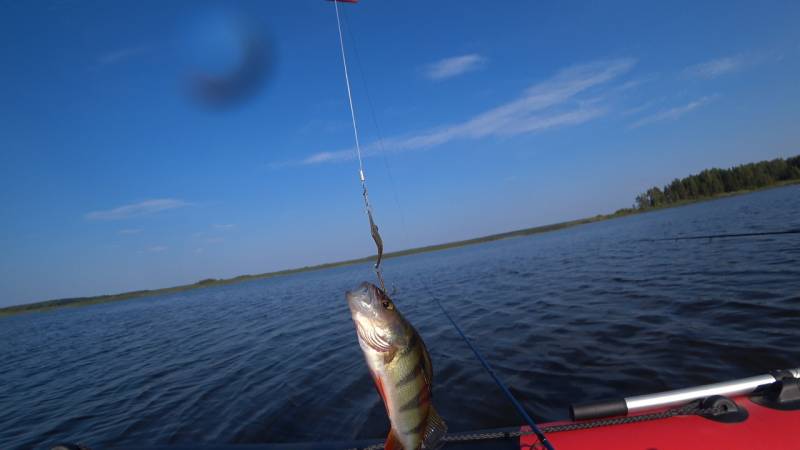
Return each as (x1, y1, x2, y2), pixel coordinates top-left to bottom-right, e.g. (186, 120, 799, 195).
(634, 155, 800, 210)
(4, 154, 800, 317)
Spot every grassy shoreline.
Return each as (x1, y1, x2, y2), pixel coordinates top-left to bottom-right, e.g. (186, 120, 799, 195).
(2, 180, 798, 318)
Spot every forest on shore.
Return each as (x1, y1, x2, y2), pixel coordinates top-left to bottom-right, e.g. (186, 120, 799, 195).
(633, 155, 800, 210)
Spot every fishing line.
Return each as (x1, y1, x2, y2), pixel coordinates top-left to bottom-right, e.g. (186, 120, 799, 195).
(340, 10, 410, 247)
(334, 0, 385, 291)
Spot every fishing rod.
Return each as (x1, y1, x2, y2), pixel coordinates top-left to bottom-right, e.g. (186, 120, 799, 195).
(645, 228, 800, 242)
(333, 0, 385, 291)
(432, 293, 556, 450)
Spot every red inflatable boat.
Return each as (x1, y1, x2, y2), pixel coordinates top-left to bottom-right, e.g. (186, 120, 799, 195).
(520, 368, 800, 450)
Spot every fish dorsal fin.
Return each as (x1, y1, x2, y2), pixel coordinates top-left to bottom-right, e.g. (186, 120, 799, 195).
(421, 406, 447, 449)
(384, 428, 403, 450)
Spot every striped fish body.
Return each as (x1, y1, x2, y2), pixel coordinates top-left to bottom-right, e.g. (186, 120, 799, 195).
(346, 283, 446, 450)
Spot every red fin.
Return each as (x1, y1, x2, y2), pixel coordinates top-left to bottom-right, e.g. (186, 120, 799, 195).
(372, 373, 391, 415)
(372, 374, 386, 400)
(418, 385, 431, 406)
(384, 429, 403, 450)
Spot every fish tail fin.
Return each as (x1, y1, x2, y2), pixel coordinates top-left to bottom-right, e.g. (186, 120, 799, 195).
(421, 406, 447, 449)
(384, 428, 403, 450)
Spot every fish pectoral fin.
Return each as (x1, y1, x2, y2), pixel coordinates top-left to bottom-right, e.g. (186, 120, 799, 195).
(384, 428, 403, 450)
(421, 406, 447, 450)
(382, 347, 399, 365)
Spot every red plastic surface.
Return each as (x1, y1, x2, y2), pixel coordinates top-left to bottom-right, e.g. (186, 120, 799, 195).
(520, 397, 799, 449)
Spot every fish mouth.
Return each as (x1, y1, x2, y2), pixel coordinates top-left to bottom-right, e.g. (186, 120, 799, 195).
(345, 282, 395, 353)
(346, 282, 376, 312)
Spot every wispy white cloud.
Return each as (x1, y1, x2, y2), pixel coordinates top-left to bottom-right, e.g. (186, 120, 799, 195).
(683, 56, 745, 79)
(96, 45, 150, 67)
(289, 58, 636, 166)
(630, 96, 716, 128)
(613, 77, 651, 93)
(146, 245, 167, 253)
(118, 228, 142, 235)
(424, 54, 487, 80)
(621, 95, 669, 117)
(192, 229, 226, 244)
(622, 101, 655, 116)
(86, 199, 188, 221)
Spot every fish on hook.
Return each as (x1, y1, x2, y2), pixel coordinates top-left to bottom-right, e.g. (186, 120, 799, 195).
(346, 282, 447, 450)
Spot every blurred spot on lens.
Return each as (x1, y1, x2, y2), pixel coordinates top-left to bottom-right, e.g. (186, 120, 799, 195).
(178, 8, 275, 109)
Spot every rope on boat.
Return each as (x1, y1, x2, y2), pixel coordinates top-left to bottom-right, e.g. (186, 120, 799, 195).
(350, 404, 724, 450)
(539, 403, 722, 433)
(333, 0, 386, 292)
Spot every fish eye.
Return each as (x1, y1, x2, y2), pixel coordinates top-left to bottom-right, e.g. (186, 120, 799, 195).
(382, 300, 393, 310)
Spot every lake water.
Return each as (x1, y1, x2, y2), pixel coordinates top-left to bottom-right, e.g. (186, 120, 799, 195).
(2, 186, 800, 450)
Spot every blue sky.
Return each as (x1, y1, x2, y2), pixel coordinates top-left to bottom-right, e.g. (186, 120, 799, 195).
(1, 0, 799, 306)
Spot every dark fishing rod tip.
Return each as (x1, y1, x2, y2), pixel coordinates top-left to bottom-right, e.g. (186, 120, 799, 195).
(644, 228, 800, 242)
